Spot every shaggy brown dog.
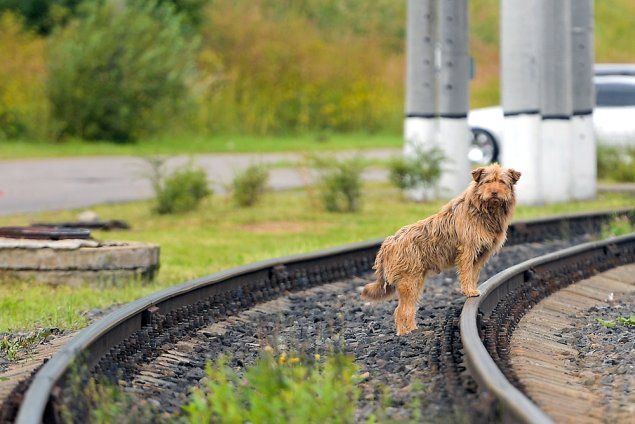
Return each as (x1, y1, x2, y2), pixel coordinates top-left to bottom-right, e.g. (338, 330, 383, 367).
(361, 164, 521, 335)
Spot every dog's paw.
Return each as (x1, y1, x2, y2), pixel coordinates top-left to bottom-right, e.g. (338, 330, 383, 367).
(396, 325, 418, 336)
(462, 289, 481, 298)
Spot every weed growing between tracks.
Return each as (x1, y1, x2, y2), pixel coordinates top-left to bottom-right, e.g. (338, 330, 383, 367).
(601, 215, 635, 239)
(184, 351, 359, 423)
(0, 188, 633, 334)
(59, 349, 429, 423)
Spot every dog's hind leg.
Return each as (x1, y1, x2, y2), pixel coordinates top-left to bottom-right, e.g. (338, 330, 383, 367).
(394, 273, 426, 335)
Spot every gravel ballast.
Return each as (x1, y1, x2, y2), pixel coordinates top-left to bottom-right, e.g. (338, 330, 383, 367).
(107, 236, 593, 422)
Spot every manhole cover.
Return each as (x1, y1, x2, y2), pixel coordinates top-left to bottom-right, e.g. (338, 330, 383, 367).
(0, 226, 91, 240)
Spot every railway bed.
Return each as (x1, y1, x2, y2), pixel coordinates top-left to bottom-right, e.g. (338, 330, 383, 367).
(4, 209, 635, 423)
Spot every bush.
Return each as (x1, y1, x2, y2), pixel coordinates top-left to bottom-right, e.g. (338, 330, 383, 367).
(388, 147, 444, 198)
(47, 0, 197, 142)
(154, 163, 211, 214)
(314, 156, 365, 212)
(183, 351, 359, 423)
(232, 165, 269, 207)
(0, 12, 48, 140)
(597, 146, 635, 182)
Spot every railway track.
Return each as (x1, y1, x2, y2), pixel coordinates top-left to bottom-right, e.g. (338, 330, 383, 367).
(4, 208, 634, 423)
(461, 233, 635, 423)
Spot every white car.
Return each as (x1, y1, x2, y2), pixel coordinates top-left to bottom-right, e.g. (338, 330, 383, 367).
(468, 64, 635, 165)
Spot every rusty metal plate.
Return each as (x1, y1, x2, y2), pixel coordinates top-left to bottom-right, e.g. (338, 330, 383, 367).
(31, 220, 130, 231)
(0, 226, 91, 240)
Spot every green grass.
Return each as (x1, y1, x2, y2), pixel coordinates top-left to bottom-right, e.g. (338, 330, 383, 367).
(0, 133, 402, 160)
(0, 187, 633, 333)
(597, 315, 635, 328)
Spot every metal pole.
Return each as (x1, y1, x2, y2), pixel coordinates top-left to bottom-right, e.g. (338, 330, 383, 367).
(404, 0, 438, 201)
(539, 0, 573, 203)
(570, 0, 596, 200)
(500, 0, 542, 204)
(437, 0, 470, 197)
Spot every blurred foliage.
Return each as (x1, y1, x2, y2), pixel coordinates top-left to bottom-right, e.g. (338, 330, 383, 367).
(0, 12, 49, 140)
(601, 215, 635, 239)
(232, 164, 269, 207)
(595, 0, 635, 62)
(597, 146, 635, 182)
(0, 0, 205, 34)
(389, 147, 445, 199)
(48, 0, 198, 142)
(196, 0, 403, 135)
(2, 0, 635, 141)
(313, 155, 365, 213)
(153, 163, 212, 214)
(0, 0, 81, 34)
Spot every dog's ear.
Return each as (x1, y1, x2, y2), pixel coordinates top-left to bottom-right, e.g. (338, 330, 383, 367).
(471, 167, 485, 182)
(508, 168, 522, 184)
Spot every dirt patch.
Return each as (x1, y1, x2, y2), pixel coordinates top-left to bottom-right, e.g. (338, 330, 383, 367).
(237, 221, 328, 234)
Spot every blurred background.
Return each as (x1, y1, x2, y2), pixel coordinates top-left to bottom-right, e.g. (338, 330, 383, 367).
(0, 0, 633, 147)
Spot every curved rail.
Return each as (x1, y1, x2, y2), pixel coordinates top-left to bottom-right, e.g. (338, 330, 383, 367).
(15, 208, 635, 423)
(460, 234, 635, 424)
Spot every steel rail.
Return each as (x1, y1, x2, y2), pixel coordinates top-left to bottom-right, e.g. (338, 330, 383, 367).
(460, 233, 635, 424)
(15, 208, 635, 423)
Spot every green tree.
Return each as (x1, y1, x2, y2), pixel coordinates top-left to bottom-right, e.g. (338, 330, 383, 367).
(0, 0, 82, 34)
(48, 0, 197, 142)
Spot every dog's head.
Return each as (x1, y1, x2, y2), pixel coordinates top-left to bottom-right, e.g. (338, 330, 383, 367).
(470, 164, 521, 208)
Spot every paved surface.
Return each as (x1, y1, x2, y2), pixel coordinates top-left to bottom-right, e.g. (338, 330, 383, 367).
(0, 150, 396, 215)
(597, 182, 635, 194)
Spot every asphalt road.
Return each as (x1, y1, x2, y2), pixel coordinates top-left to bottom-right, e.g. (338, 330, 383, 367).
(0, 150, 395, 215)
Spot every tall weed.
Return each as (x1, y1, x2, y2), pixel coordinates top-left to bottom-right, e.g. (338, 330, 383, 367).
(183, 351, 359, 423)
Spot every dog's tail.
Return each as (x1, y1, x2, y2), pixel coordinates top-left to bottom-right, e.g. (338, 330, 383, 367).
(361, 244, 395, 301)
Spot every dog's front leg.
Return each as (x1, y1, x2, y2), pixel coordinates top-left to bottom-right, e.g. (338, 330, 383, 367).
(456, 249, 481, 297)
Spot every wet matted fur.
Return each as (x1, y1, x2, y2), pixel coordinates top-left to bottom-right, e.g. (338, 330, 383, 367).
(361, 164, 521, 335)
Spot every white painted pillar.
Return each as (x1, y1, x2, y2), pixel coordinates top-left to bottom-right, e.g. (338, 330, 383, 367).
(539, 0, 573, 203)
(571, 0, 596, 200)
(437, 0, 470, 197)
(404, 0, 438, 201)
(500, 0, 542, 204)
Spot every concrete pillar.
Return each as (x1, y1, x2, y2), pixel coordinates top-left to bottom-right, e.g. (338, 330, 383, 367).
(570, 0, 596, 200)
(539, 0, 573, 203)
(437, 0, 470, 197)
(404, 0, 438, 201)
(500, 0, 542, 204)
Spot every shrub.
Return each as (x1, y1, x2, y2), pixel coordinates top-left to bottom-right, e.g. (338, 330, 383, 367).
(183, 351, 359, 423)
(0, 12, 48, 140)
(388, 147, 444, 198)
(597, 146, 635, 183)
(47, 0, 197, 142)
(314, 156, 365, 212)
(232, 165, 269, 207)
(154, 163, 211, 214)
